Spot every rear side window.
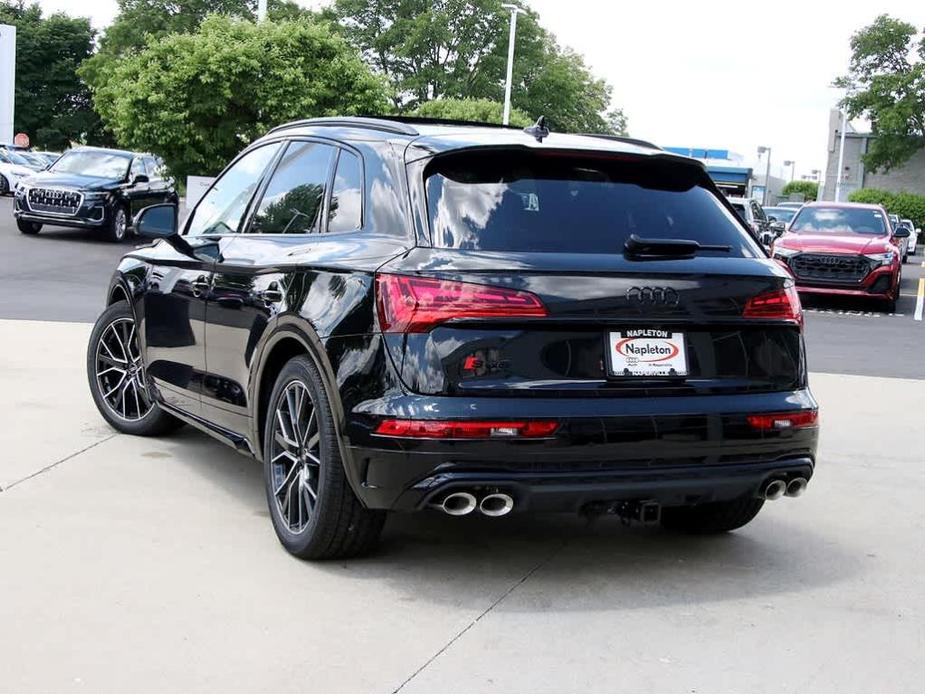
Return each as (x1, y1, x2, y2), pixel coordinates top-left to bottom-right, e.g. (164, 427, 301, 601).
(424, 150, 759, 256)
(249, 141, 334, 235)
(328, 149, 363, 233)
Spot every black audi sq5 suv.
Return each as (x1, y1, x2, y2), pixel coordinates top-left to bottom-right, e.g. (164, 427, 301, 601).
(86, 117, 818, 559)
(14, 146, 177, 242)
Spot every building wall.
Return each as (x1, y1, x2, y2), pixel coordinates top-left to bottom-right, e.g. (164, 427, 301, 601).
(866, 148, 925, 195)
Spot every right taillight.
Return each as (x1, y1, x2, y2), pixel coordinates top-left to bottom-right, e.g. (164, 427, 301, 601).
(747, 410, 818, 431)
(375, 273, 548, 333)
(743, 283, 803, 326)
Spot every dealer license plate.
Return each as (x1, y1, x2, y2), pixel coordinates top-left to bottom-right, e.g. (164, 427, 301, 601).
(607, 329, 688, 377)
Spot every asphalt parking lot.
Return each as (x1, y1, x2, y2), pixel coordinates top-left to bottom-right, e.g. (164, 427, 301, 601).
(1, 196, 924, 693)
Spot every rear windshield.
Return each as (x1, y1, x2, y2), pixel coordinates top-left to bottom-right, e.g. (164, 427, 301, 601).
(790, 206, 887, 235)
(424, 150, 760, 256)
(764, 207, 797, 223)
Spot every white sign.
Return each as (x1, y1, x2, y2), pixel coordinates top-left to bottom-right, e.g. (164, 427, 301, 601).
(608, 329, 689, 377)
(186, 175, 215, 208)
(0, 24, 15, 145)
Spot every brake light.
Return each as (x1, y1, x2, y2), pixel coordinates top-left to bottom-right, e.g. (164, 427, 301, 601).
(374, 419, 559, 439)
(375, 273, 547, 333)
(743, 284, 803, 326)
(747, 410, 818, 431)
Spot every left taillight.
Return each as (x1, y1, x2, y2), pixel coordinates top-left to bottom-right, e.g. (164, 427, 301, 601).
(375, 273, 548, 333)
(743, 283, 803, 326)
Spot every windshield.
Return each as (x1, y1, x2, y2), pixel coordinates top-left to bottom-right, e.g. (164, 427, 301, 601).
(790, 207, 887, 235)
(0, 149, 32, 166)
(764, 207, 797, 223)
(425, 150, 760, 256)
(50, 151, 131, 179)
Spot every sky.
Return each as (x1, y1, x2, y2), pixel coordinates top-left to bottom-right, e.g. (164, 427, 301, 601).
(34, 0, 925, 179)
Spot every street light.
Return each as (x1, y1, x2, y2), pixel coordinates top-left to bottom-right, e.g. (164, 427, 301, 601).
(501, 3, 524, 126)
(783, 160, 795, 182)
(757, 146, 772, 206)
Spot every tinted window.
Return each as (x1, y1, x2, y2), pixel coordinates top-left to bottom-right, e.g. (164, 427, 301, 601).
(144, 157, 160, 179)
(426, 151, 759, 255)
(130, 157, 146, 178)
(790, 206, 887, 235)
(328, 150, 363, 232)
(249, 142, 333, 235)
(186, 143, 281, 237)
(731, 203, 749, 221)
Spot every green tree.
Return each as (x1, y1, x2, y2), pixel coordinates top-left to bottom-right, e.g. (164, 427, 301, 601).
(836, 15, 925, 172)
(334, 0, 626, 134)
(849, 188, 925, 229)
(0, 1, 100, 148)
(410, 98, 531, 126)
(90, 16, 391, 180)
(781, 180, 819, 201)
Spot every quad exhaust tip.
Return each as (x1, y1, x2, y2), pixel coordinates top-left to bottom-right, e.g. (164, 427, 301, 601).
(440, 492, 477, 516)
(479, 493, 514, 517)
(764, 479, 787, 501)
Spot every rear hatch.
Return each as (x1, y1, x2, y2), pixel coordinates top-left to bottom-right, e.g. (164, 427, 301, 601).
(378, 147, 804, 398)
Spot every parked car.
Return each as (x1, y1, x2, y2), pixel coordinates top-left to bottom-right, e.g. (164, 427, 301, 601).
(33, 151, 62, 167)
(86, 116, 818, 559)
(763, 206, 799, 236)
(898, 219, 917, 257)
(12, 146, 177, 242)
(729, 196, 775, 246)
(0, 149, 36, 195)
(771, 202, 909, 312)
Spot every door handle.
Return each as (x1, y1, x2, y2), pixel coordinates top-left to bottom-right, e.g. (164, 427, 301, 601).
(191, 275, 210, 298)
(258, 282, 284, 304)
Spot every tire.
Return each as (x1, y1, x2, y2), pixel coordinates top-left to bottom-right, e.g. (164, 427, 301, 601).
(660, 495, 765, 534)
(882, 298, 897, 314)
(0, 174, 8, 195)
(17, 219, 42, 235)
(105, 204, 129, 242)
(86, 300, 183, 436)
(263, 355, 385, 559)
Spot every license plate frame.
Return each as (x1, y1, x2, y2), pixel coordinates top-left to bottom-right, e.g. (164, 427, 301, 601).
(605, 329, 689, 378)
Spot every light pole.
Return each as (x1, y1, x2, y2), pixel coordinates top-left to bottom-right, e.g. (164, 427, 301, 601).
(257, 0, 267, 21)
(834, 108, 848, 201)
(501, 4, 524, 126)
(783, 160, 795, 182)
(757, 146, 772, 206)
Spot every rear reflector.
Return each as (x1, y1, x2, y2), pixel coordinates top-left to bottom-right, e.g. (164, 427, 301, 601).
(374, 419, 559, 439)
(747, 410, 818, 431)
(375, 273, 547, 333)
(743, 284, 803, 325)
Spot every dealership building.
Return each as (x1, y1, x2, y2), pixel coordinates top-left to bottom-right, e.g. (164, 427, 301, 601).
(822, 109, 925, 201)
(665, 147, 787, 202)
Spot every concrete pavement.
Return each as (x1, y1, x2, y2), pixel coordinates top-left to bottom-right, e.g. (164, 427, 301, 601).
(1, 319, 924, 693)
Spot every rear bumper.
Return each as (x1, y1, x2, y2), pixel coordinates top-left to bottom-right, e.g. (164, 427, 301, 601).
(345, 389, 819, 512)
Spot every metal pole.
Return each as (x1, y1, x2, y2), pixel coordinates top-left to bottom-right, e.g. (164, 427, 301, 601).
(834, 108, 848, 202)
(502, 6, 519, 126)
(763, 148, 771, 206)
(0, 24, 15, 145)
(257, 0, 267, 21)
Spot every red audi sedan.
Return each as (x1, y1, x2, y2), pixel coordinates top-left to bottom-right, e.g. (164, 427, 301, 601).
(770, 202, 910, 312)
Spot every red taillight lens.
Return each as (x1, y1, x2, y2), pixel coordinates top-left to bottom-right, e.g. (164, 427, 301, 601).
(374, 419, 559, 439)
(375, 273, 548, 333)
(743, 284, 803, 326)
(747, 410, 818, 431)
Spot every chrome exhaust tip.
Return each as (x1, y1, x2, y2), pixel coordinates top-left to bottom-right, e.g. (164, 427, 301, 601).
(440, 492, 477, 516)
(764, 479, 787, 501)
(479, 493, 514, 517)
(785, 477, 808, 498)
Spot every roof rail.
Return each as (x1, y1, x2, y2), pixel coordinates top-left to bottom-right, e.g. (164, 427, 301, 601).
(268, 116, 420, 136)
(383, 115, 520, 130)
(578, 133, 662, 151)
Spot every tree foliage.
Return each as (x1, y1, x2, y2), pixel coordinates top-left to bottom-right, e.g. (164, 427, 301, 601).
(848, 188, 925, 229)
(333, 0, 626, 134)
(89, 16, 391, 180)
(0, 1, 101, 148)
(780, 180, 819, 201)
(836, 15, 925, 172)
(410, 98, 531, 126)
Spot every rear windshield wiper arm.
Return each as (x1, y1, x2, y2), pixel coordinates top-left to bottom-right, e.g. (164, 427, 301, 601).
(624, 234, 732, 258)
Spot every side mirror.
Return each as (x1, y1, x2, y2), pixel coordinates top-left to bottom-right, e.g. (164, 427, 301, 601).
(893, 227, 911, 239)
(133, 173, 150, 185)
(135, 203, 177, 239)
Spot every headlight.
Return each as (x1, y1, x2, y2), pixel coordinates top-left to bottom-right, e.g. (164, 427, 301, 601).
(772, 246, 799, 259)
(863, 251, 895, 267)
(83, 191, 110, 201)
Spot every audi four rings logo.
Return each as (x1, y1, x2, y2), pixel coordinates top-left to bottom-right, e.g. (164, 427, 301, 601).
(626, 286, 680, 306)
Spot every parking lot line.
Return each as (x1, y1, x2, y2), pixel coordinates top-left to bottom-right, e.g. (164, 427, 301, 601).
(915, 278, 924, 321)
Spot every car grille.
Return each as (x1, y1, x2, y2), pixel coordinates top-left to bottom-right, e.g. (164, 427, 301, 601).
(27, 188, 82, 216)
(790, 253, 872, 283)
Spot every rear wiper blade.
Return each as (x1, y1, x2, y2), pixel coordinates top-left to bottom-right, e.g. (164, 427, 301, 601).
(624, 234, 732, 258)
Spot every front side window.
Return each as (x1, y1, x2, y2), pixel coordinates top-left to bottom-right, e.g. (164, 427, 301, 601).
(790, 206, 887, 236)
(51, 151, 132, 179)
(185, 143, 281, 237)
(425, 150, 761, 256)
(130, 157, 146, 179)
(249, 142, 334, 235)
(328, 150, 363, 232)
(143, 157, 160, 180)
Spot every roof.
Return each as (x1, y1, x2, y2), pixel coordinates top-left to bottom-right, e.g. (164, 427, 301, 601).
(69, 145, 138, 158)
(261, 116, 700, 167)
(802, 201, 884, 210)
